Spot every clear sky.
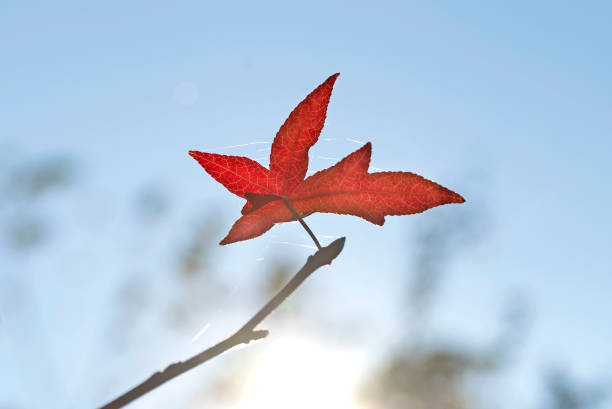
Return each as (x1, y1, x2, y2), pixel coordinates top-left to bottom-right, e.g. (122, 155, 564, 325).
(1, 1, 611, 408)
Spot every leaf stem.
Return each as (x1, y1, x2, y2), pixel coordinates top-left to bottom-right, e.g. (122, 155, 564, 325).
(282, 199, 322, 250)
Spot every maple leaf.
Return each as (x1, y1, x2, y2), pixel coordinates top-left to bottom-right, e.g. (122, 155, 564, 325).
(189, 73, 465, 245)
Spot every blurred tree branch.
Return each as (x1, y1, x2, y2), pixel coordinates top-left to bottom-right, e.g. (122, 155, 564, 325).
(99, 237, 345, 409)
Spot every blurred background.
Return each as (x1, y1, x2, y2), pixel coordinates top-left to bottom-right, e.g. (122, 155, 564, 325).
(1, 1, 611, 408)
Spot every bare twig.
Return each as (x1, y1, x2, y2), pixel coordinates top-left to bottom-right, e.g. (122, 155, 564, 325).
(99, 237, 346, 409)
(283, 198, 322, 250)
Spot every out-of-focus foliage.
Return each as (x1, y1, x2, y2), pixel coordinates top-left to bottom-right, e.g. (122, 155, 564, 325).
(1, 153, 78, 250)
(540, 369, 609, 409)
(408, 202, 489, 318)
(8, 157, 76, 199)
(359, 199, 608, 409)
(361, 202, 517, 409)
(133, 185, 170, 225)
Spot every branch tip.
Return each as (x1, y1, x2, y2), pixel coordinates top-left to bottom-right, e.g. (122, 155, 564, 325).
(311, 236, 345, 267)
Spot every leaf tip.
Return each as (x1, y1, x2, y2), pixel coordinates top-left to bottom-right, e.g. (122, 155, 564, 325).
(325, 73, 340, 86)
(453, 192, 466, 204)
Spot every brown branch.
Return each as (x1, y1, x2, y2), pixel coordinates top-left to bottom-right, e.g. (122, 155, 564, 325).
(99, 237, 346, 409)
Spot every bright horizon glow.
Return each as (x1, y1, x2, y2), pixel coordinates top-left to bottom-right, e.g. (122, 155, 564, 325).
(238, 336, 365, 409)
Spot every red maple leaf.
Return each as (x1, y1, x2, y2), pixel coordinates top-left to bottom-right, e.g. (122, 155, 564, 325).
(190, 73, 465, 245)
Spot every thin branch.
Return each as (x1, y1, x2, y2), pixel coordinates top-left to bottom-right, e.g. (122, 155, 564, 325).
(99, 237, 345, 409)
(283, 198, 322, 250)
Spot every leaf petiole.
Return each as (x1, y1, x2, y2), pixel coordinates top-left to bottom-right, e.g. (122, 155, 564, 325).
(282, 198, 322, 250)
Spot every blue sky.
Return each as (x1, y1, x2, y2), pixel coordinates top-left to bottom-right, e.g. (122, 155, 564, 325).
(1, 1, 611, 408)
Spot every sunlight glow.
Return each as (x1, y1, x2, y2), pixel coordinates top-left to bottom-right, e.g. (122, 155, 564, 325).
(239, 336, 364, 409)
